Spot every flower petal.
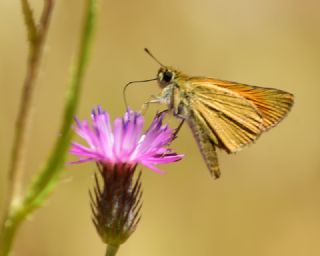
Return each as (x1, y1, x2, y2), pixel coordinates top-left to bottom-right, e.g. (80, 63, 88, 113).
(141, 162, 166, 174)
(70, 107, 183, 172)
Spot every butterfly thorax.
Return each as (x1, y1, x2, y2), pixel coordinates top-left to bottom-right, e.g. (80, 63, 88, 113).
(156, 66, 194, 120)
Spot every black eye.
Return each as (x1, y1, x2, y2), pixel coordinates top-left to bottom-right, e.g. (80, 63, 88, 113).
(163, 71, 173, 82)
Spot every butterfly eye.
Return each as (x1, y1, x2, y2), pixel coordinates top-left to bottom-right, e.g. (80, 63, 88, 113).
(162, 71, 173, 83)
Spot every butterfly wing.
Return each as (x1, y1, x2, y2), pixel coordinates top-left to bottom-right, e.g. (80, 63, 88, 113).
(187, 111, 221, 178)
(197, 78, 294, 130)
(181, 80, 264, 154)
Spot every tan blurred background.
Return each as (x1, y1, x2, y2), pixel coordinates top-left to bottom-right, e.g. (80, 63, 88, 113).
(1, 0, 320, 255)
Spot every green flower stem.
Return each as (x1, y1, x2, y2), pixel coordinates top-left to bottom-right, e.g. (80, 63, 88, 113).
(106, 245, 120, 256)
(0, 0, 99, 255)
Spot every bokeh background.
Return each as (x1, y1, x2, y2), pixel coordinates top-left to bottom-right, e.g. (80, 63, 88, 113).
(1, 0, 320, 255)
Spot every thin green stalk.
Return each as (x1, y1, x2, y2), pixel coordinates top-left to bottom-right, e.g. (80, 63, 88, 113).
(0, 0, 99, 255)
(22, 0, 99, 207)
(106, 245, 120, 256)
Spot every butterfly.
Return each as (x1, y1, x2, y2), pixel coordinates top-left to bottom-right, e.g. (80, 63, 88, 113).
(143, 49, 294, 179)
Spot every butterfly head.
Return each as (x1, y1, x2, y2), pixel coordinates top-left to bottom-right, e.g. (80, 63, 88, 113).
(157, 67, 178, 88)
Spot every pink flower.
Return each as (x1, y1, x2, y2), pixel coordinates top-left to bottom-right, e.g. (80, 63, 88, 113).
(70, 106, 183, 173)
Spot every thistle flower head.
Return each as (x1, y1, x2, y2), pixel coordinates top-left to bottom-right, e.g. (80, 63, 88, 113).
(90, 163, 142, 246)
(70, 106, 183, 247)
(70, 106, 183, 173)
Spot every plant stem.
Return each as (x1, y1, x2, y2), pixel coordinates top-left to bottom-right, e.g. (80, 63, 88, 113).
(106, 245, 120, 256)
(5, 0, 54, 212)
(0, 1, 54, 255)
(21, 0, 37, 50)
(0, 0, 99, 255)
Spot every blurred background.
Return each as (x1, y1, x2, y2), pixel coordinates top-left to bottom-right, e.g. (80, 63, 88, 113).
(1, 0, 320, 255)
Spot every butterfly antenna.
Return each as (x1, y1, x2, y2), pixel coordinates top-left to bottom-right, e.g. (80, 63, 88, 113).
(123, 78, 158, 111)
(144, 48, 165, 67)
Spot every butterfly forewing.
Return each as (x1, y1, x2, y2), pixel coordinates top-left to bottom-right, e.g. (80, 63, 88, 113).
(200, 78, 294, 130)
(181, 80, 264, 153)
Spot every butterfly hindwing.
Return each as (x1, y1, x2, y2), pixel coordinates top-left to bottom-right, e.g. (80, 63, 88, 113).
(187, 110, 220, 178)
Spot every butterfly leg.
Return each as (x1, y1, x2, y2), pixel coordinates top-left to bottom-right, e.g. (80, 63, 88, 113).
(141, 95, 161, 115)
(172, 103, 188, 137)
(173, 119, 185, 137)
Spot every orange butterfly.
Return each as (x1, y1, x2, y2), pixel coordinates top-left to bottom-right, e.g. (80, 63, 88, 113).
(144, 49, 294, 178)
